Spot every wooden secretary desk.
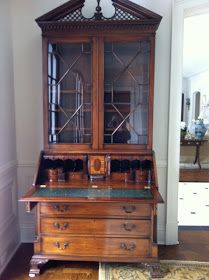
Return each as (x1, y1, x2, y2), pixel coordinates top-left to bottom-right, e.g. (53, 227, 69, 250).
(20, 0, 163, 278)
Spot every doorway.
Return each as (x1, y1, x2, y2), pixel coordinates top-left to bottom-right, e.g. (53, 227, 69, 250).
(166, 0, 209, 245)
(179, 13, 209, 230)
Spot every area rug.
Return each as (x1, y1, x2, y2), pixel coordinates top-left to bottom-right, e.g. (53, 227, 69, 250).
(99, 260, 209, 280)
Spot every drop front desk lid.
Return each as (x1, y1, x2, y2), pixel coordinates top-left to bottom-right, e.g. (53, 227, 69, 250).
(20, 184, 163, 203)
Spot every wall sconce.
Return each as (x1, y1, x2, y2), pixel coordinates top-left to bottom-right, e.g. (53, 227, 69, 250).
(186, 97, 190, 110)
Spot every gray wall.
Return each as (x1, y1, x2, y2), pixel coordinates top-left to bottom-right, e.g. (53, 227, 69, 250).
(0, 0, 19, 274)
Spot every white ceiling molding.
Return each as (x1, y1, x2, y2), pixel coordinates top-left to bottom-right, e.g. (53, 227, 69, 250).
(184, 4, 209, 17)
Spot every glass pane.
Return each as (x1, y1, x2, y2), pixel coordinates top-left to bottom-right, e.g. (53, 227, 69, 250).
(104, 41, 150, 144)
(48, 42, 92, 143)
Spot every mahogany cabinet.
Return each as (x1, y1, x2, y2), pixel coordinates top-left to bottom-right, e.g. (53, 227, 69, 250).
(20, 0, 163, 278)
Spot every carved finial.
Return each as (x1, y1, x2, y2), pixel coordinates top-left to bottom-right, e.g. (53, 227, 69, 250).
(94, 0, 103, 20)
(82, 0, 115, 20)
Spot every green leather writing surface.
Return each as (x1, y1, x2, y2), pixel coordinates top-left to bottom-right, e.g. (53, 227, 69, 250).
(32, 188, 152, 199)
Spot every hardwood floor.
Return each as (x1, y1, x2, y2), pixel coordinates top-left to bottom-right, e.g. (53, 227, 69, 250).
(159, 230, 209, 262)
(1, 230, 209, 280)
(1, 246, 98, 280)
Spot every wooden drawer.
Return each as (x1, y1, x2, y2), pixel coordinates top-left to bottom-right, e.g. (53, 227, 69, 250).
(40, 217, 151, 237)
(40, 202, 151, 218)
(41, 236, 150, 257)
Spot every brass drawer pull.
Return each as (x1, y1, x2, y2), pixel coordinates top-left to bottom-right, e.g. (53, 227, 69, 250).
(53, 242, 69, 250)
(120, 242, 136, 251)
(122, 205, 136, 213)
(53, 205, 69, 212)
(123, 223, 136, 231)
(53, 222, 69, 230)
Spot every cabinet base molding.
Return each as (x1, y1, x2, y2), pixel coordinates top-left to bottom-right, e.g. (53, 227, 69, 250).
(29, 255, 161, 278)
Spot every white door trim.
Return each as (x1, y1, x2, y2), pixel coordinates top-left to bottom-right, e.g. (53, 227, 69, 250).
(166, 0, 209, 245)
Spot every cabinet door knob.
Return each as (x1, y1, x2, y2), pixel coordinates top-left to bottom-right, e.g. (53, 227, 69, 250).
(120, 242, 136, 251)
(122, 223, 136, 231)
(122, 205, 136, 213)
(53, 205, 69, 212)
(53, 222, 69, 230)
(53, 242, 69, 250)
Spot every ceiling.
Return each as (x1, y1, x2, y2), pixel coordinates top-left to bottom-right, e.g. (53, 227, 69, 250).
(183, 13, 209, 78)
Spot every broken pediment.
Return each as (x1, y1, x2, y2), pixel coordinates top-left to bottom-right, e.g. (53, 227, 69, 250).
(36, 0, 162, 33)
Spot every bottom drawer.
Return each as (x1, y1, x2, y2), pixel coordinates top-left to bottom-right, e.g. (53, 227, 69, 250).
(41, 236, 150, 257)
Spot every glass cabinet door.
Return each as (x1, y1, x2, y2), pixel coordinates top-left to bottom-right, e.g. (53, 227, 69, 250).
(104, 40, 150, 145)
(48, 42, 92, 144)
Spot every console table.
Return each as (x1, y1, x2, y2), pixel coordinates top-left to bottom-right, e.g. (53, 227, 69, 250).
(180, 139, 205, 168)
